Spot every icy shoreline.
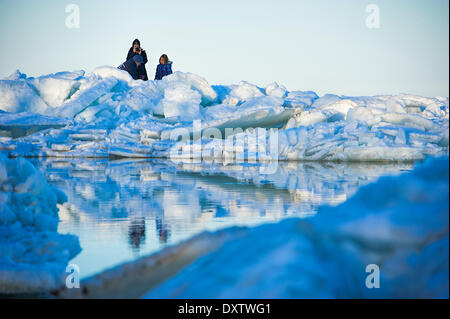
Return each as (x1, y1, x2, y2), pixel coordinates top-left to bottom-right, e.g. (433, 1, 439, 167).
(0, 66, 448, 297)
(0, 67, 448, 162)
(52, 156, 449, 298)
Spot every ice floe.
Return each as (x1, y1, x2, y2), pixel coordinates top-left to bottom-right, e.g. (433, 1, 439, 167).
(0, 154, 80, 294)
(0, 68, 448, 162)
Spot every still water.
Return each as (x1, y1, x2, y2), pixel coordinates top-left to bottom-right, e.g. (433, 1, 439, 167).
(32, 158, 414, 279)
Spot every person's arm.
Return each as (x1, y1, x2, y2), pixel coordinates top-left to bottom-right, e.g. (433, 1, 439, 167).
(141, 50, 148, 64)
(154, 65, 160, 80)
(127, 48, 134, 61)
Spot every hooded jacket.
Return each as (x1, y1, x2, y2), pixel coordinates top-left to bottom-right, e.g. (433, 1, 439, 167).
(154, 61, 173, 80)
(118, 58, 139, 80)
(127, 47, 149, 81)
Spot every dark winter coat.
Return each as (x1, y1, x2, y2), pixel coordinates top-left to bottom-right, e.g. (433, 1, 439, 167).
(127, 47, 149, 81)
(154, 62, 173, 80)
(118, 58, 139, 80)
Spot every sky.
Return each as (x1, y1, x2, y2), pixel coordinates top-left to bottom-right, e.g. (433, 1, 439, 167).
(0, 0, 448, 97)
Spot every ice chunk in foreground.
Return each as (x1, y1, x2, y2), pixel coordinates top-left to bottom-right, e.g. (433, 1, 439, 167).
(53, 157, 448, 298)
(0, 154, 80, 294)
(141, 157, 448, 298)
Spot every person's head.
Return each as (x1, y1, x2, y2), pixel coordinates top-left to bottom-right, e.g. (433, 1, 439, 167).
(132, 39, 141, 50)
(159, 54, 169, 65)
(133, 54, 144, 66)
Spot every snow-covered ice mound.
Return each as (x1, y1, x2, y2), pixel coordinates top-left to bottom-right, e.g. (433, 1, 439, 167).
(0, 68, 448, 161)
(0, 154, 80, 294)
(140, 156, 448, 298)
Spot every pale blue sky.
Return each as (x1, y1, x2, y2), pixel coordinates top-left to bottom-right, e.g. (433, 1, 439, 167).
(0, 0, 448, 97)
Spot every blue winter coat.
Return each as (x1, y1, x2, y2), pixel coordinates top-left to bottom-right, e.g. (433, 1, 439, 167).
(127, 48, 149, 81)
(118, 58, 139, 80)
(154, 62, 173, 80)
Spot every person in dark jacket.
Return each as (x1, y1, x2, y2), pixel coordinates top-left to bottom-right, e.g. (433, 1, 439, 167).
(154, 54, 173, 80)
(118, 55, 144, 80)
(126, 39, 149, 81)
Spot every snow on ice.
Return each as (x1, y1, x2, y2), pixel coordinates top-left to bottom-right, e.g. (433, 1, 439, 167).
(0, 154, 80, 294)
(0, 67, 447, 161)
(0, 66, 447, 296)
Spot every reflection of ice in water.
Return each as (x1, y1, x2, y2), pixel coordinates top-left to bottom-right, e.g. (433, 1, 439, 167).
(32, 158, 414, 279)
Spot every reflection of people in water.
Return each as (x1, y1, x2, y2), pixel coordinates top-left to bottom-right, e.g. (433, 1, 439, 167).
(155, 216, 170, 243)
(128, 218, 146, 250)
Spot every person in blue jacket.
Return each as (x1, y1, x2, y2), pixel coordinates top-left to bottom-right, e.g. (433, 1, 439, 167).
(154, 54, 173, 80)
(118, 55, 144, 80)
(126, 39, 149, 81)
